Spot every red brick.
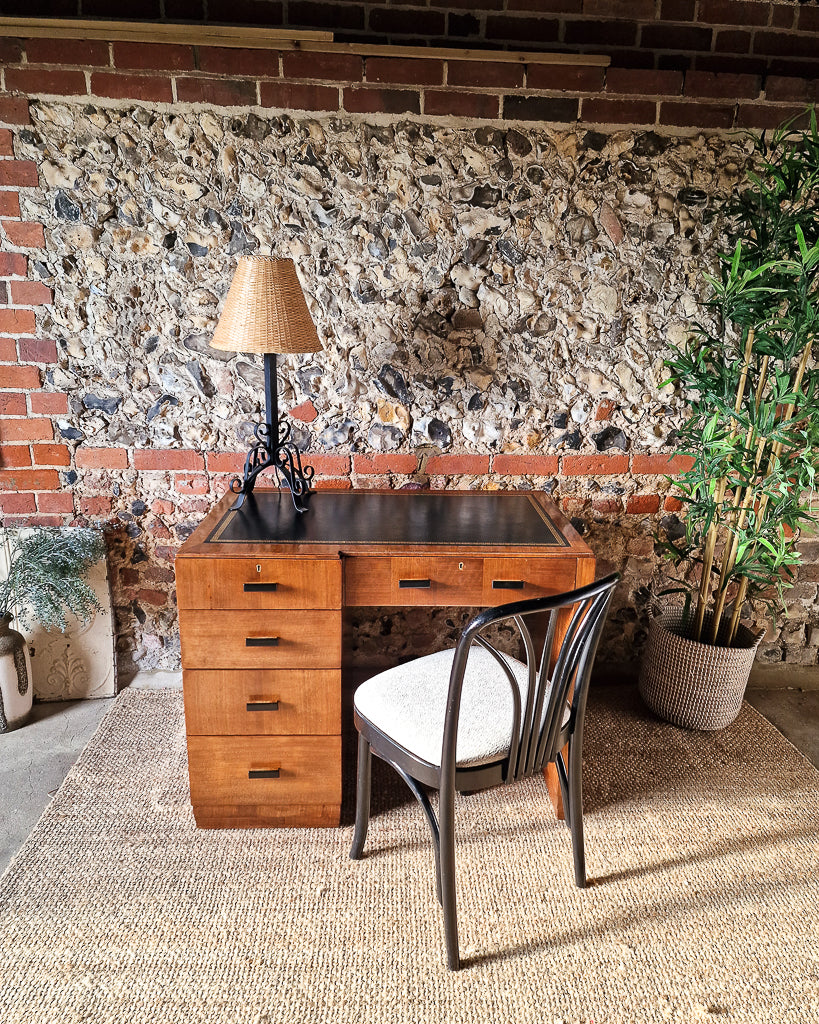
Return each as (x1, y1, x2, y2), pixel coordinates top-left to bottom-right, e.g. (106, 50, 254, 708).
(0, 193, 21, 219)
(199, 47, 281, 77)
(37, 492, 75, 514)
(134, 449, 205, 471)
(0, 161, 37, 188)
(504, 95, 578, 122)
(78, 496, 112, 517)
(0, 307, 35, 331)
(343, 87, 420, 115)
(0, 39, 23, 64)
(0, 418, 53, 442)
(175, 472, 210, 494)
(366, 57, 444, 87)
(0, 492, 35, 514)
(260, 82, 340, 112)
(0, 338, 14, 361)
(684, 70, 760, 99)
(661, 0, 695, 17)
(312, 477, 353, 491)
(754, 32, 819, 59)
(0, 130, 12, 158)
(0, 365, 39, 388)
(91, 73, 174, 104)
(595, 399, 617, 421)
(178, 497, 209, 514)
(581, 98, 657, 125)
(606, 68, 683, 95)
(18, 338, 57, 363)
(207, 451, 244, 473)
(765, 76, 811, 102)
(659, 101, 735, 128)
(486, 14, 561, 43)
(0, 468, 59, 491)
(562, 454, 629, 475)
(0, 445, 31, 467)
(113, 42, 195, 72)
(799, 5, 819, 31)
(0, 393, 25, 416)
(370, 7, 444, 34)
(175, 77, 257, 107)
(9, 281, 51, 305)
(305, 454, 351, 476)
(626, 494, 662, 514)
(527, 66, 604, 92)
(354, 453, 419, 475)
(584, 0, 653, 15)
(29, 391, 69, 415)
(32, 443, 70, 466)
(426, 454, 490, 475)
(664, 495, 684, 512)
(631, 453, 694, 475)
(0, 97, 30, 126)
(592, 497, 623, 514)
(699, 0, 770, 26)
(2, 221, 45, 247)
(289, 399, 318, 423)
(282, 51, 363, 82)
(425, 92, 500, 119)
(25, 37, 110, 66)
(136, 587, 169, 606)
(736, 103, 807, 130)
(641, 24, 713, 50)
(448, 61, 524, 90)
(492, 454, 559, 476)
(0, 252, 26, 277)
(714, 30, 753, 54)
(5, 69, 88, 97)
(75, 447, 129, 469)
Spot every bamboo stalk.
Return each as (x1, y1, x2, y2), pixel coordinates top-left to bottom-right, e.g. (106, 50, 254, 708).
(726, 340, 813, 644)
(692, 330, 755, 640)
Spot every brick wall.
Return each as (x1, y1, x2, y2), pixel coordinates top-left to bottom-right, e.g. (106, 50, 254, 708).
(0, 27, 817, 675)
(3, 2, 819, 80)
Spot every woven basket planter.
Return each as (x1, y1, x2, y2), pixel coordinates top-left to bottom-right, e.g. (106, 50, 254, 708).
(638, 610, 765, 731)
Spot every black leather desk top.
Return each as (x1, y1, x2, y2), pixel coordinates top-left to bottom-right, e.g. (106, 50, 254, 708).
(206, 490, 568, 548)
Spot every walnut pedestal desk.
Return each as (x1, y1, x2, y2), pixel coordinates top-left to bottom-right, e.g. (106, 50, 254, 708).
(176, 489, 595, 829)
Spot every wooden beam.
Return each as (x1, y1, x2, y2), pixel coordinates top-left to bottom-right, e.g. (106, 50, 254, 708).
(0, 17, 610, 66)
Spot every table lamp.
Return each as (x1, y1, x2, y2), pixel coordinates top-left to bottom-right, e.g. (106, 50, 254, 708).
(211, 255, 323, 513)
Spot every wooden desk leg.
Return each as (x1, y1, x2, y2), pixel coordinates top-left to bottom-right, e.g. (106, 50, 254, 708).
(545, 752, 567, 820)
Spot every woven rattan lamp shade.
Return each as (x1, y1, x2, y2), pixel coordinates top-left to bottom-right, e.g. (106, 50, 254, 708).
(211, 255, 322, 355)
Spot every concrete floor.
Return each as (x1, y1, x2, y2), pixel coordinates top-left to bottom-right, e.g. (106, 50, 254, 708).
(0, 683, 817, 878)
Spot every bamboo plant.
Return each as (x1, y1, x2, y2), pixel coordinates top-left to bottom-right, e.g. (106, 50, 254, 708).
(659, 108, 819, 647)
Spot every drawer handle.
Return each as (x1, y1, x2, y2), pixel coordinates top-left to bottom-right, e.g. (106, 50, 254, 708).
(493, 579, 525, 590)
(243, 582, 278, 593)
(246, 637, 280, 647)
(246, 700, 279, 712)
(399, 578, 431, 589)
(248, 767, 280, 780)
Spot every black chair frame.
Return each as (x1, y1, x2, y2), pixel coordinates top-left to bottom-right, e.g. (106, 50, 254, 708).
(350, 573, 619, 969)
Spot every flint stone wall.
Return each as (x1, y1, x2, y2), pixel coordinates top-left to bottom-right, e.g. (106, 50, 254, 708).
(9, 100, 818, 675)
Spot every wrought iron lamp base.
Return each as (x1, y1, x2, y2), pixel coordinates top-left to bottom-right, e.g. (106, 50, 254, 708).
(229, 353, 314, 514)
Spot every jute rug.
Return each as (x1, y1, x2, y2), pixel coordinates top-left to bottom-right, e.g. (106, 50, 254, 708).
(1, 688, 817, 1024)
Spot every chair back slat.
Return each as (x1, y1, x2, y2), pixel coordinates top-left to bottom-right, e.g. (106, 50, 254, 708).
(440, 574, 618, 789)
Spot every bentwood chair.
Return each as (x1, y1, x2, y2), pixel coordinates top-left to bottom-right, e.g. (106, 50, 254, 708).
(349, 573, 619, 970)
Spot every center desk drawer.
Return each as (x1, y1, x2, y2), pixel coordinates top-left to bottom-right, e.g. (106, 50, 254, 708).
(483, 557, 578, 602)
(179, 609, 342, 669)
(187, 735, 342, 810)
(176, 557, 341, 611)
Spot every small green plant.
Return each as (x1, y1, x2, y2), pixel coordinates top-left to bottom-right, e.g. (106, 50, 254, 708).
(0, 528, 107, 632)
(659, 108, 819, 647)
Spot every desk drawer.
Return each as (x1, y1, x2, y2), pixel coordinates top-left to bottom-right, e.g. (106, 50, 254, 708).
(179, 609, 342, 669)
(390, 557, 484, 605)
(187, 734, 342, 811)
(176, 557, 341, 611)
(483, 557, 578, 603)
(183, 669, 341, 736)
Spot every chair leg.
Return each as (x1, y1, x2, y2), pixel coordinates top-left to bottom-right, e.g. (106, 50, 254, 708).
(391, 763, 443, 905)
(567, 733, 586, 888)
(350, 731, 372, 860)
(438, 783, 460, 970)
(554, 750, 572, 831)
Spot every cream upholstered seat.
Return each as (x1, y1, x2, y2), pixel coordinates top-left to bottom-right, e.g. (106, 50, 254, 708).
(354, 647, 565, 769)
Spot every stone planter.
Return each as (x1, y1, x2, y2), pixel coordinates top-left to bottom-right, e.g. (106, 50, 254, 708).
(0, 613, 33, 732)
(638, 610, 765, 731)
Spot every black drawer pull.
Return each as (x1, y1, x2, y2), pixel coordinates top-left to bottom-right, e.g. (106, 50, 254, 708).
(246, 701, 279, 712)
(243, 582, 278, 593)
(493, 579, 525, 590)
(248, 768, 280, 779)
(399, 578, 431, 589)
(246, 637, 280, 647)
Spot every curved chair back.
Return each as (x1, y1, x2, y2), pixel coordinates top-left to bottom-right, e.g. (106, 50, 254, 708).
(440, 573, 619, 790)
